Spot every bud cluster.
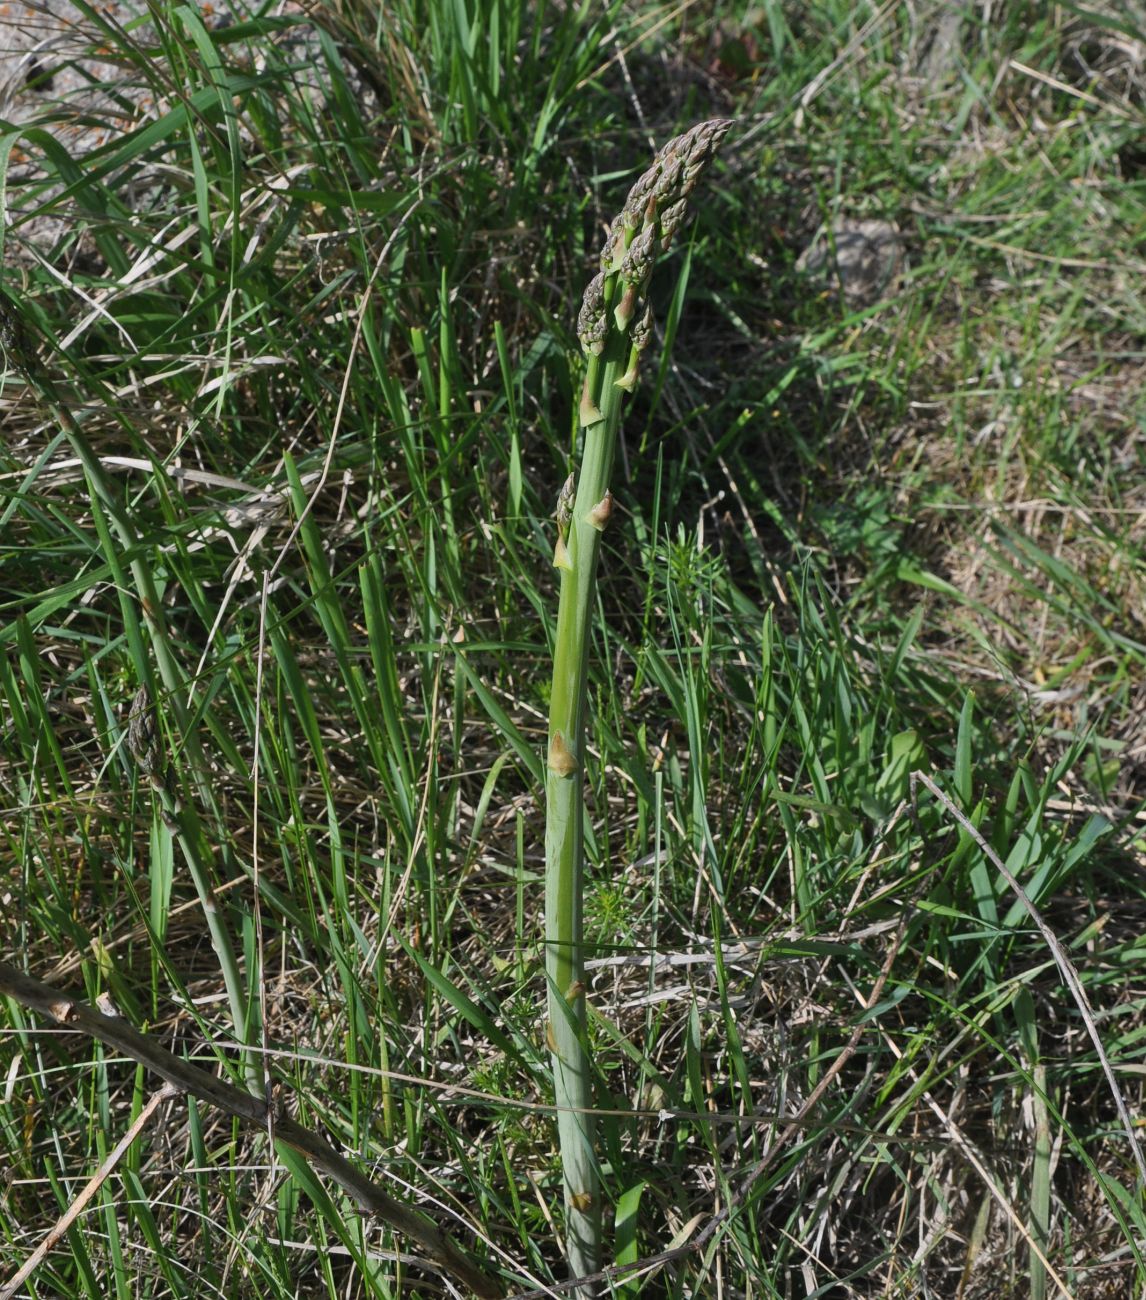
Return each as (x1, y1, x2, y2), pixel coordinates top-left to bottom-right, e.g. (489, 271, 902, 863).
(127, 685, 163, 778)
(0, 299, 36, 378)
(576, 273, 608, 357)
(579, 119, 732, 366)
(555, 473, 576, 537)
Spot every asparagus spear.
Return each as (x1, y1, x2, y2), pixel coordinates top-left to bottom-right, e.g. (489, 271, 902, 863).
(545, 119, 733, 1294)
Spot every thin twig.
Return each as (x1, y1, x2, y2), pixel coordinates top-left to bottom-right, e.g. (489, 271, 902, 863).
(0, 961, 502, 1299)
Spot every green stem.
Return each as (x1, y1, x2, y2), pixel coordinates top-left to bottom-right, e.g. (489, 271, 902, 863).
(544, 118, 732, 1295)
(545, 338, 626, 1287)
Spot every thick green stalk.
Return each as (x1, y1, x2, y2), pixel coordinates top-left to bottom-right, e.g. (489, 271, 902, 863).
(544, 120, 732, 1294)
(545, 343, 626, 1286)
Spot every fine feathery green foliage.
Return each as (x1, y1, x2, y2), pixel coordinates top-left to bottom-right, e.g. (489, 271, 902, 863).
(544, 118, 731, 1291)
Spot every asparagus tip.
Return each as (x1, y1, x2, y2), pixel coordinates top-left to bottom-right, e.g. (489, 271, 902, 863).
(126, 685, 161, 776)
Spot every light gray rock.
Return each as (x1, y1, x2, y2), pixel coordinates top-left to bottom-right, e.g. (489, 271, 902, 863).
(797, 218, 905, 309)
(0, 1, 150, 127)
(920, 8, 965, 85)
(0, 3, 334, 262)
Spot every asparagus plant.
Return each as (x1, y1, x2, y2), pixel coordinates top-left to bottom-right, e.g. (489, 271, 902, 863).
(545, 119, 733, 1290)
